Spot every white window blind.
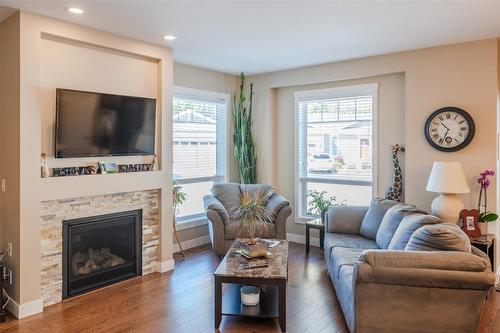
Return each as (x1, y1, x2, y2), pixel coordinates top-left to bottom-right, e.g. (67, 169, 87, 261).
(296, 84, 377, 217)
(173, 88, 228, 222)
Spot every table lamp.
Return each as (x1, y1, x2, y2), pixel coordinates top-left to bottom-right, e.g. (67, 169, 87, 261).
(426, 161, 470, 223)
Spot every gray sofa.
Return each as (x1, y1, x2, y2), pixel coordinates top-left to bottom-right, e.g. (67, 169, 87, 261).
(325, 198, 496, 333)
(203, 183, 291, 256)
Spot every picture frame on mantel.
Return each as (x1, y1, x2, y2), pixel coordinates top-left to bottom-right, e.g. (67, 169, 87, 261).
(459, 209, 481, 238)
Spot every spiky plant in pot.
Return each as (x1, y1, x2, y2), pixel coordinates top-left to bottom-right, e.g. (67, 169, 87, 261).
(230, 191, 271, 245)
(233, 73, 257, 184)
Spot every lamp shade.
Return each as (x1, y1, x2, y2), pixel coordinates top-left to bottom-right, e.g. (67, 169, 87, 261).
(426, 161, 470, 194)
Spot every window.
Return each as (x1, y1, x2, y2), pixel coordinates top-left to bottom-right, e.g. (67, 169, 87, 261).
(173, 87, 229, 223)
(295, 84, 377, 218)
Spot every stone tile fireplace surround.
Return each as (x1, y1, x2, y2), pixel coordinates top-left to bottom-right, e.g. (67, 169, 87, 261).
(41, 190, 160, 306)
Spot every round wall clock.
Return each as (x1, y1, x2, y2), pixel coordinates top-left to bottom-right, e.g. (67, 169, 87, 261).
(424, 107, 475, 152)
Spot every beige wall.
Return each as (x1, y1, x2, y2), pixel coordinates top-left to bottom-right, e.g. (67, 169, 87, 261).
(0, 12, 21, 302)
(274, 74, 405, 235)
(172, 63, 238, 244)
(0, 11, 174, 310)
(249, 39, 499, 239)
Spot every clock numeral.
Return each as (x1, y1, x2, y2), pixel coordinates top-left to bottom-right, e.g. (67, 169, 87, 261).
(438, 116, 444, 121)
(432, 134, 439, 140)
(446, 113, 451, 119)
(431, 128, 437, 133)
(439, 138, 444, 144)
(454, 114, 458, 120)
(432, 122, 439, 125)
(459, 132, 464, 137)
(459, 120, 465, 124)
(460, 127, 467, 131)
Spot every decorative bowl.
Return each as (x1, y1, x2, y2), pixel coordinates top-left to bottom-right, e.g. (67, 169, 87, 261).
(240, 285, 260, 306)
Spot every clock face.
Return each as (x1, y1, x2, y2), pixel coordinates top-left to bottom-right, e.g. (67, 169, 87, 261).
(424, 107, 475, 152)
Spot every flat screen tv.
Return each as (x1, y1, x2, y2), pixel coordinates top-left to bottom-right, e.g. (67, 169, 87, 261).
(55, 89, 156, 158)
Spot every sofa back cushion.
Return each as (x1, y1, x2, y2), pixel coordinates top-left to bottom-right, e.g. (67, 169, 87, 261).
(359, 198, 398, 240)
(211, 183, 241, 213)
(376, 204, 424, 249)
(388, 213, 442, 250)
(405, 223, 472, 252)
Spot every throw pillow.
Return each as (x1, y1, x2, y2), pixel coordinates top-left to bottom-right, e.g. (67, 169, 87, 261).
(376, 204, 425, 249)
(359, 198, 398, 240)
(405, 223, 472, 252)
(388, 213, 442, 250)
(211, 183, 241, 214)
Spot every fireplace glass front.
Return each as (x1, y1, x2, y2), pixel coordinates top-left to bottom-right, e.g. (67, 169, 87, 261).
(62, 210, 142, 298)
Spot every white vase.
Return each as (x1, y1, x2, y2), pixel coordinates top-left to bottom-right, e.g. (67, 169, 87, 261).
(478, 222, 488, 236)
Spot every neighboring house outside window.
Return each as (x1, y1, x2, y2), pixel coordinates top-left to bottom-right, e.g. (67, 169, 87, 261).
(295, 83, 378, 218)
(173, 87, 229, 223)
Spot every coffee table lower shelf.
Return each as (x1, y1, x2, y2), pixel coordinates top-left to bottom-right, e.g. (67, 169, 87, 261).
(222, 284, 278, 318)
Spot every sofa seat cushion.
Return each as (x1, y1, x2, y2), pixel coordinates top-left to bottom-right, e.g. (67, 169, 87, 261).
(388, 213, 442, 250)
(324, 233, 379, 260)
(405, 223, 472, 252)
(359, 198, 398, 240)
(224, 220, 276, 239)
(331, 247, 364, 280)
(376, 204, 425, 249)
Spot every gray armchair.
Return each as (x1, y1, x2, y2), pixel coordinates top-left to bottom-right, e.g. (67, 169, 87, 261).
(203, 183, 291, 256)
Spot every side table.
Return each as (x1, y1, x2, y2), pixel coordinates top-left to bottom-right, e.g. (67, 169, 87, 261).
(470, 234, 495, 271)
(305, 218, 325, 254)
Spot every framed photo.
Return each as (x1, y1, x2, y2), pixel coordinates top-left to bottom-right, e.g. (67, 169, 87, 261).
(459, 209, 480, 237)
(99, 162, 118, 174)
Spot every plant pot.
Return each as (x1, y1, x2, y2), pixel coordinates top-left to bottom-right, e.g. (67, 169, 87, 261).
(477, 222, 488, 236)
(321, 210, 328, 225)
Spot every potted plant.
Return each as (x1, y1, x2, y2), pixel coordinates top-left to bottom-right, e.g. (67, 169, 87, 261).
(477, 170, 498, 235)
(231, 191, 271, 257)
(173, 182, 187, 259)
(307, 190, 344, 224)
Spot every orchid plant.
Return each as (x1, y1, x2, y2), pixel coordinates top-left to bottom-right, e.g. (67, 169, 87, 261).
(477, 170, 498, 223)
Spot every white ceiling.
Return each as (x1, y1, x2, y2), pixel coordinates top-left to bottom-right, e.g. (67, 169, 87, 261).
(1, 1, 500, 75)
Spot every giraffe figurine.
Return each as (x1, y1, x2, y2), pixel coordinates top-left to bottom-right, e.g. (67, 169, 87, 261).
(385, 144, 405, 202)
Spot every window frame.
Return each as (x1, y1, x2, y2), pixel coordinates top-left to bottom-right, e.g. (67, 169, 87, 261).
(173, 86, 230, 226)
(294, 83, 378, 221)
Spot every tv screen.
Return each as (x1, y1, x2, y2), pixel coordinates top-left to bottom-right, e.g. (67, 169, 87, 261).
(55, 89, 156, 158)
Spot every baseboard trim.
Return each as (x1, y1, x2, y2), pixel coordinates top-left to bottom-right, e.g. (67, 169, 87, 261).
(173, 235, 210, 253)
(6, 298, 43, 319)
(287, 232, 320, 247)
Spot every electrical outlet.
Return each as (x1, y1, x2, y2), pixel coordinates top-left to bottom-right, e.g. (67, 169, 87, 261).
(7, 243, 12, 257)
(1, 179, 5, 192)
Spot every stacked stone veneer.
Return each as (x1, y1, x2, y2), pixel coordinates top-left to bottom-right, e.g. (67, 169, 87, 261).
(41, 190, 160, 306)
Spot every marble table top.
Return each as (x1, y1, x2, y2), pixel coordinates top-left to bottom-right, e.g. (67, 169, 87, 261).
(214, 239, 288, 279)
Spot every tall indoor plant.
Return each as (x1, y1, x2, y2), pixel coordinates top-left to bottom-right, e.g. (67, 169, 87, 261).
(477, 170, 497, 234)
(173, 182, 187, 259)
(233, 73, 257, 184)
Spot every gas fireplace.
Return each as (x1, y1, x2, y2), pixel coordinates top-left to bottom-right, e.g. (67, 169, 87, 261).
(62, 210, 142, 299)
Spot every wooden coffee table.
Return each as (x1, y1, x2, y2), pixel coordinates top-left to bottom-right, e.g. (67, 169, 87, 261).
(214, 239, 288, 332)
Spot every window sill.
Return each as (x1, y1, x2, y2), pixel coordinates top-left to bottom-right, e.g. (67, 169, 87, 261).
(295, 216, 317, 225)
(176, 216, 208, 231)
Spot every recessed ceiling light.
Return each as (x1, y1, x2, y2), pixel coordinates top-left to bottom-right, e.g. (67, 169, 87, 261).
(163, 35, 177, 41)
(67, 7, 84, 14)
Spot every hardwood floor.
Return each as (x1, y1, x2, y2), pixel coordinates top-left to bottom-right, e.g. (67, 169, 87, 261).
(0, 242, 498, 333)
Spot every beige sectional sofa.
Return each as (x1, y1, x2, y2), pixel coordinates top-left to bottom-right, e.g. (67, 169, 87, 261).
(325, 198, 496, 333)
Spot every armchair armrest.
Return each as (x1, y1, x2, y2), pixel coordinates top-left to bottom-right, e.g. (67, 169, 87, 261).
(355, 250, 495, 290)
(325, 206, 368, 234)
(203, 194, 229, 224)
(266, 193, 291, 239)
